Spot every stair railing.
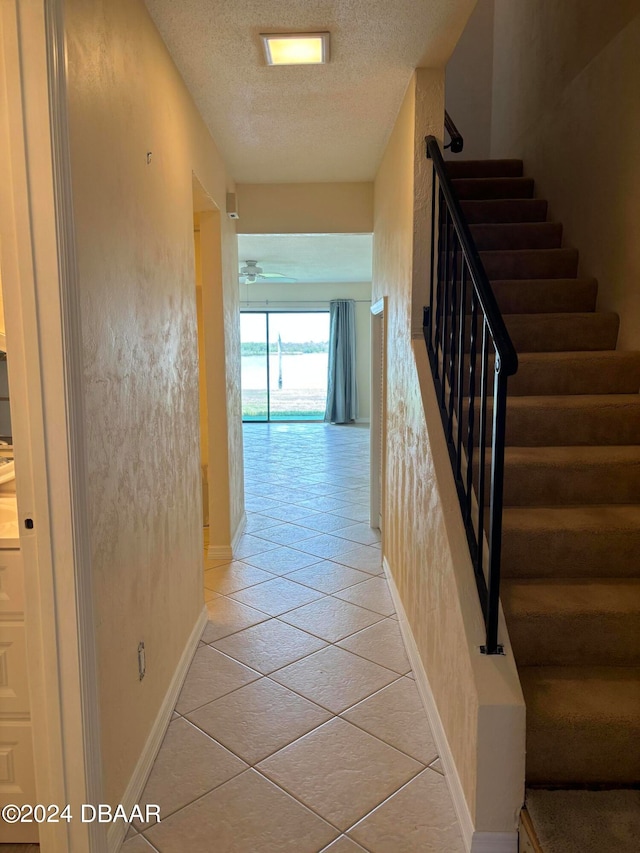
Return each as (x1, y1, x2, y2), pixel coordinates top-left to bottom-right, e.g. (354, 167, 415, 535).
(444, 110, 464, 153)
(424, 134, 518, 655)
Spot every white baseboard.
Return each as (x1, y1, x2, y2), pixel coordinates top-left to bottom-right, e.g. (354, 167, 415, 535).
(206, 512, 246, 562)
(207, 544, 232, 560)
(106, 606, 207, 853)
(383, 558, 517, 853)
(232, 512, 247, 551)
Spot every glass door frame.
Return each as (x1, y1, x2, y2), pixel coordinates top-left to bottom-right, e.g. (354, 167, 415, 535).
(240, 309, 329, 423)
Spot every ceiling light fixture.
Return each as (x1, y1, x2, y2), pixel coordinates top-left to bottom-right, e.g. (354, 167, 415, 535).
(261, 32, 330, 66)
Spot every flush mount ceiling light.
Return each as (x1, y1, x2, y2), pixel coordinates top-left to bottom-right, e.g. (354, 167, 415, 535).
(261, 32, 330, 66)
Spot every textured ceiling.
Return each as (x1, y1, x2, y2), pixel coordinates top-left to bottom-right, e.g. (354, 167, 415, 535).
(144, 0, 472, 183)
(237, 234, 373, 283)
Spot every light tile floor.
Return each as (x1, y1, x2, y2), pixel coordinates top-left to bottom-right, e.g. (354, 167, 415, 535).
(124, 423, 465, 853)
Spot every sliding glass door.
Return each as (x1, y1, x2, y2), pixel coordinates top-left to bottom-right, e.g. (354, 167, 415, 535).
(240, 311, 330, 422)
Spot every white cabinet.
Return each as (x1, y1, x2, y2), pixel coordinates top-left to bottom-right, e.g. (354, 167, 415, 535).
(0, 548, 37, 844)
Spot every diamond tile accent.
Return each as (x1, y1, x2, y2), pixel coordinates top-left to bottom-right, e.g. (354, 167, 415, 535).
(187, 677, 331, 764)
(271, 645, 398, 714)
(258, 717, 422, 831)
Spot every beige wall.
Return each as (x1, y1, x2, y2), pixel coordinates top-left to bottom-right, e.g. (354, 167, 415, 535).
(445, 0, 495, 160)
(65, 0, 242, 804)
(373, 70, 524, 836)
(491, 1, 640, 348)
(235, 183, 374, 234)
(241, 281, 372, 420)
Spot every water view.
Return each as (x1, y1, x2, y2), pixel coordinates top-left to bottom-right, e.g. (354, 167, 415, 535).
(240, 312, 330, 421)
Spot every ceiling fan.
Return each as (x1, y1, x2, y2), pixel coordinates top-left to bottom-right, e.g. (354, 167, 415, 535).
(239, 260, 294, 283)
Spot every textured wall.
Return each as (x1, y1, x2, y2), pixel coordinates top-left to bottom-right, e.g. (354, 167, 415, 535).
(65, 0, 241, 804)
(373, 70, 524, 833)
(491, 1, 640, 348)
(235, 183, 374, 235)
(445, 0, 495, 160)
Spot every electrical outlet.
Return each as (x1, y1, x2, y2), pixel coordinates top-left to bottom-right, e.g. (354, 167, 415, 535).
(138, 641, 146, 681)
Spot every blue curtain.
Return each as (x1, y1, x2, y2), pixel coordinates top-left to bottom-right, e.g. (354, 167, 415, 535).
(325, 299, 357, 424)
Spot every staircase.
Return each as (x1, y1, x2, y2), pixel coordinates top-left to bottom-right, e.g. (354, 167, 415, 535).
(444, 158, 640, 794)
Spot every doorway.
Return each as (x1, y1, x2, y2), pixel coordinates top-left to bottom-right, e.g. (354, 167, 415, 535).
(241, 311, 330, 422)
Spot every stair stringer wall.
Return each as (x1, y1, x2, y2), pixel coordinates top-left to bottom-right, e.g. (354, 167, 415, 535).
(373, 69, 525, 845)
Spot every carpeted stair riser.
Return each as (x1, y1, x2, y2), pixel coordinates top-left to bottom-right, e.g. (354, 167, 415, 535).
(509, 352, 640, 396)
(481, 248, 578, 279)
(521, 667, 640, 786)
(466, 395, 640, 446)
(462, 350, 640, 397)
(460, 198, 548, 223)
(491, 279, 597, 314)
(504, 312, 619, 352)
(495, 446, 640, 506)
(502, 578, 640, 666)
(445, 159, 524, 179)
(501, 506, 640, 579)
(461, 222, 563, 250)
(452, 176, 535, 199)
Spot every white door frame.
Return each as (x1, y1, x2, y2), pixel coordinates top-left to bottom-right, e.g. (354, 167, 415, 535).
(369, 298, 387, 532)
(0, 2, 104, 850)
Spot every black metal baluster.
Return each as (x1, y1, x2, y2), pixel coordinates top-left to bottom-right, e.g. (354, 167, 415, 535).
(465, 290, 478, 525)
(455, 265, 467, 482)
(486, 360, 509, 654)
(440, 208, 450, 402)
(425, 132, 519, 654)
(434, 190, 446, 368)
(476, 320, 490, 586)
(428, 167, 437, 351)
(447, 232, 459, 441)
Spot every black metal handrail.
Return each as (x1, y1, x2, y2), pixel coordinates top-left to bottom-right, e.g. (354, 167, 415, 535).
(444, 111, 464, 153)
(424, 134, 518, 655)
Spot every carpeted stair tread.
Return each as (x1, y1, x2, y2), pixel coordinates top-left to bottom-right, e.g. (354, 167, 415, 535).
(502, 578, 640, 666)
(467, 222, 562, 250)
(504, 312, 619, 352)
(519, 666, 640, 785)
(445, 159, 524, 179)
(525, 789, 640, 853)
(452, 176, 534, 200)
(461, 198, 548, 223)
(502, 505, 640, 579)
(509, 351, 640, 396)
(480, 248, 578, 279)
(500, 445, 640, 506)
(491, 279, 597, 314)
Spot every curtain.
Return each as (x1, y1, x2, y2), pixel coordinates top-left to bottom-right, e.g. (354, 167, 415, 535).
(324, 299, 357, 424)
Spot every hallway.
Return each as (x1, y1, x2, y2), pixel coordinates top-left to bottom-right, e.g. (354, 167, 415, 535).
(123, 424, 465, 852)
